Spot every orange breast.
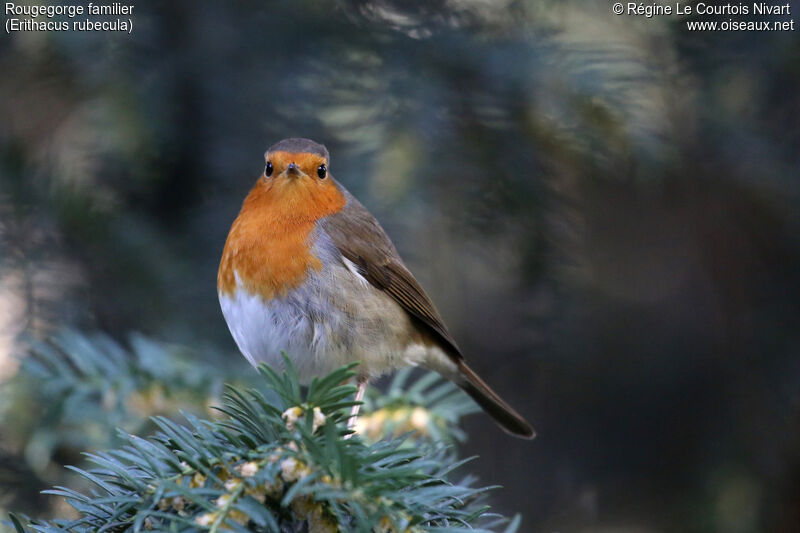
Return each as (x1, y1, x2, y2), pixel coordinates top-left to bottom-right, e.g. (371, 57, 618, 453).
(218, 173, 346, 300)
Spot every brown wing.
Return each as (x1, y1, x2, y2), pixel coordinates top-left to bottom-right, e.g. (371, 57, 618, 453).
(319, 182, 462, 358)
(322, 182, 535, 439)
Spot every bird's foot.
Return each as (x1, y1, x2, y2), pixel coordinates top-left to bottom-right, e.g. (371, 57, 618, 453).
(344, 377, 368, 439)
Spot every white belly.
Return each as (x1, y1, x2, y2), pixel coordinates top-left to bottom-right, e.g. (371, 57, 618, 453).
(220, 262, 451, 386)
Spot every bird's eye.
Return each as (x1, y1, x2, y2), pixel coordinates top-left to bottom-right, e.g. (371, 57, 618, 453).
(317, 164, 327, 179)
(265, 161, 273, 177)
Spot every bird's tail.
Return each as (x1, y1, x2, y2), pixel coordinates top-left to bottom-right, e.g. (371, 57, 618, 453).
(456, 360, 535, 439)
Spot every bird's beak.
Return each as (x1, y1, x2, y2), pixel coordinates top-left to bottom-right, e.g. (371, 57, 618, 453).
(285, 163, 302, 178)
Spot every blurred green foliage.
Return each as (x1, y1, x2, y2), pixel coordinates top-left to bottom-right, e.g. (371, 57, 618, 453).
(6, 334, 512, 532)
(4, 332, 238, 466)
(0, 331, 252, 521)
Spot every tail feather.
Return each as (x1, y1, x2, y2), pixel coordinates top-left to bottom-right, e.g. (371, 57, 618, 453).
(457, 361, 535, 439)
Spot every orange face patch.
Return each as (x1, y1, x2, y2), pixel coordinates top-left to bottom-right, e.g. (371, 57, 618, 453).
(268, 151, 327, 178)
(217, 151, 346, 299)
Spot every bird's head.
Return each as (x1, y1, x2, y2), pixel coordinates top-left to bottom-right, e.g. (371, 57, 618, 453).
(247, 138, 346, 223)
(264, 137, 330, 183)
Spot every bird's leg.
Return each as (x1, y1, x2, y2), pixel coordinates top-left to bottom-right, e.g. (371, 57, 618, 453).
(345, 376, 368, 438)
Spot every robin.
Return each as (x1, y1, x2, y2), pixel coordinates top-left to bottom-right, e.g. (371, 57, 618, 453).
(218, 138, 534, 439)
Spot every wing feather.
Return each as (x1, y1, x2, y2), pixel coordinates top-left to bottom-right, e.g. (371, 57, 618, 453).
(319, 183, 462, 357)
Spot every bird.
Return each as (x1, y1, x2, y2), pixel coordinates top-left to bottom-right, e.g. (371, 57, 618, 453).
(218, 138, 534, 439)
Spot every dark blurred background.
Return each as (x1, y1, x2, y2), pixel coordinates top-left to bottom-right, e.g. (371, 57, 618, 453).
(2, 0, 800, 531)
